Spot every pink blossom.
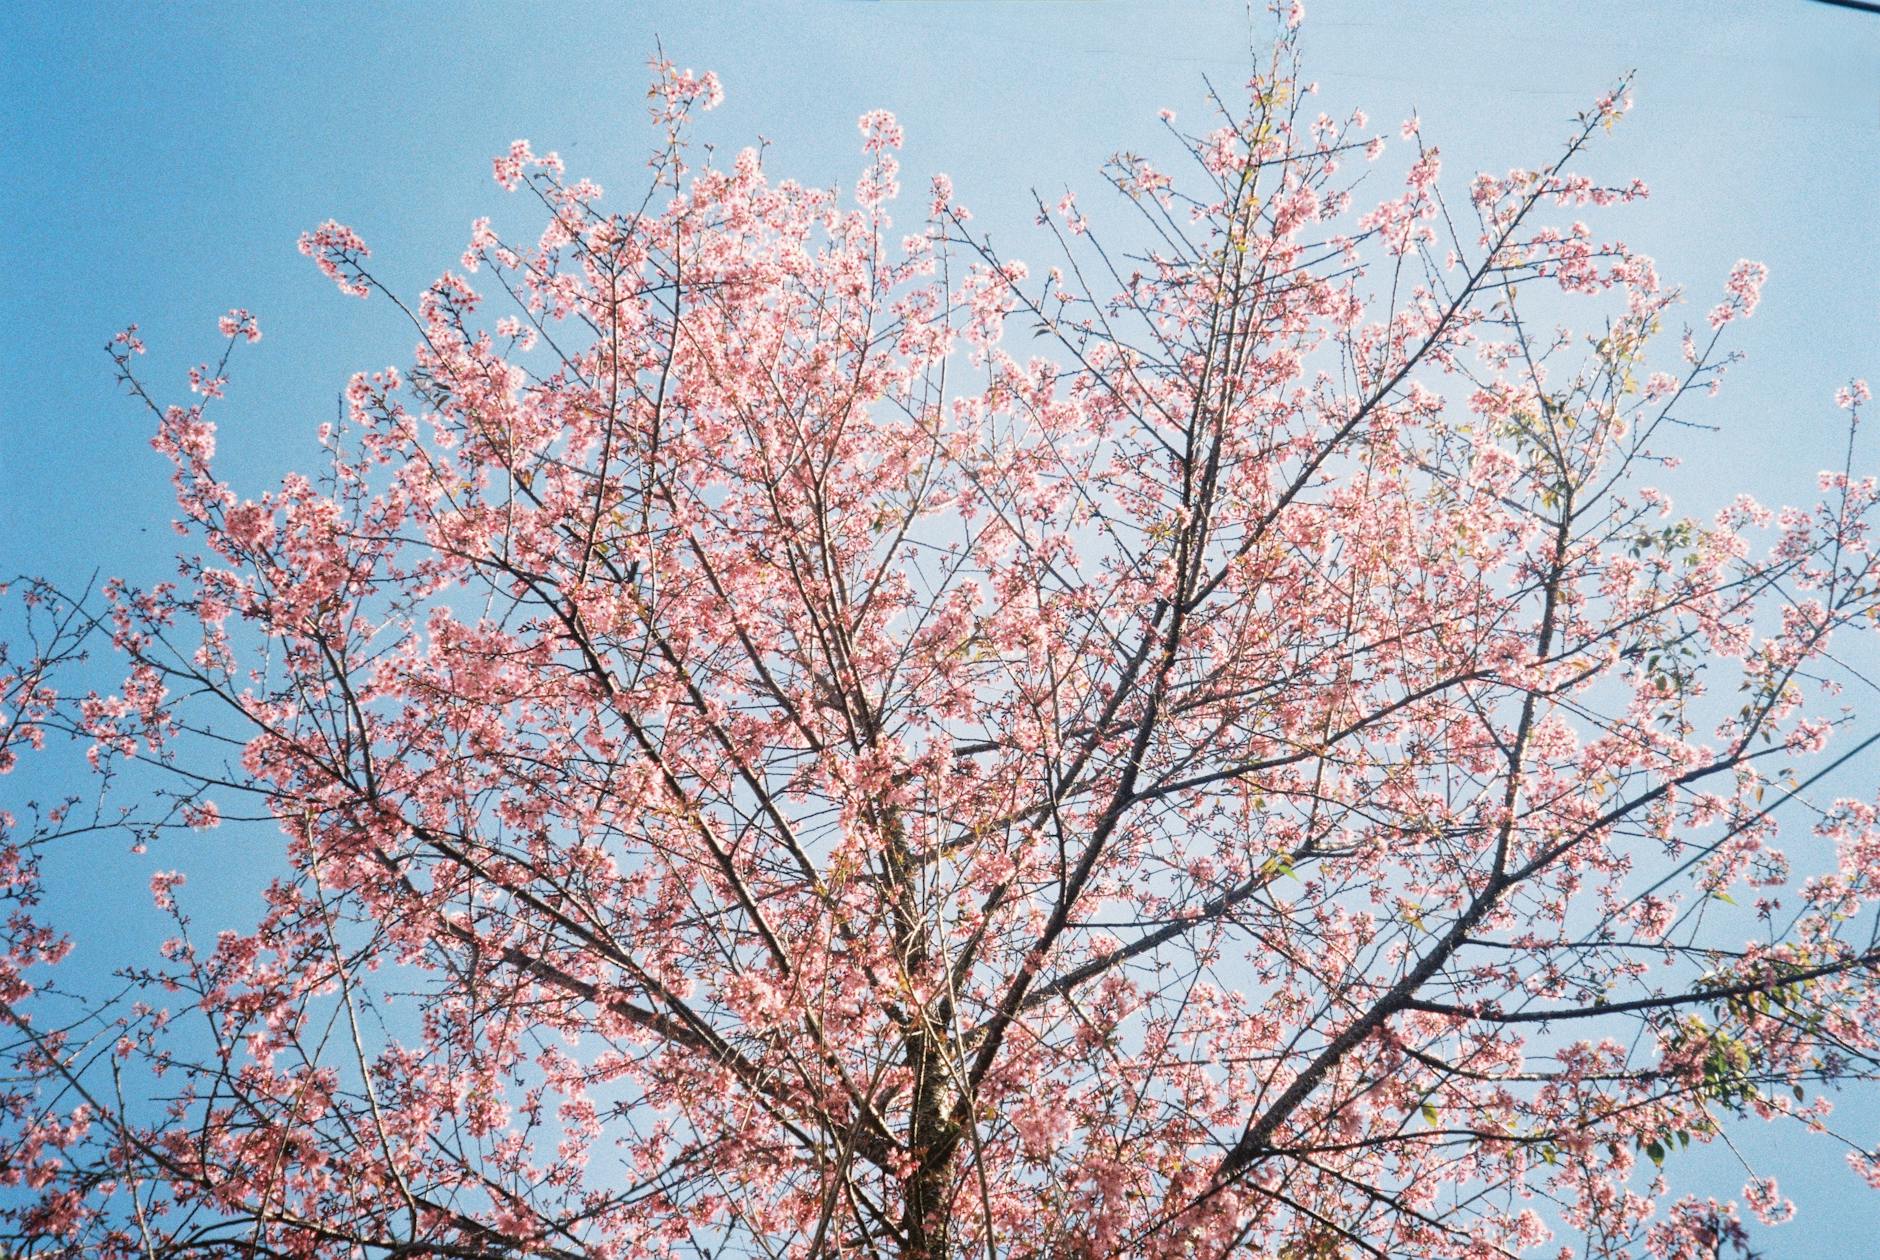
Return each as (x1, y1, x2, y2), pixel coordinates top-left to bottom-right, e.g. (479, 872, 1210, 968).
(216, 308, 261, 342)
(1744, 1177, 1794, 1226)
(1787, 717, 1832, 755)
(148, 870, 185, 911)
(297, 219, 371, 298)
(1706, 258, 1768, 329)
(186, 365, 225, 399)
(857, 108, 904, 154)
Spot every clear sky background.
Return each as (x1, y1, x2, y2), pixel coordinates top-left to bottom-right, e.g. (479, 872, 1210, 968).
(1, 1, 1876, 1253)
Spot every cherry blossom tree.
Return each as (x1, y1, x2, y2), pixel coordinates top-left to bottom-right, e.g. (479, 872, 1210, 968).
(4, 25, 1880, 1260)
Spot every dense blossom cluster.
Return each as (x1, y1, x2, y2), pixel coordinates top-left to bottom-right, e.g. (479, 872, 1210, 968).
(2, 28, 1878, 1260)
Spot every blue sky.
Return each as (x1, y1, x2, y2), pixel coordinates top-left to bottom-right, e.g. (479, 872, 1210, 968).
(4, 1, 1876, 580)
(2, 1, 1877, 1252)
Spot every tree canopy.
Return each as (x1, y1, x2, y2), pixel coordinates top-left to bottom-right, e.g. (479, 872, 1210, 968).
(3, 24, 1878, 1260)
